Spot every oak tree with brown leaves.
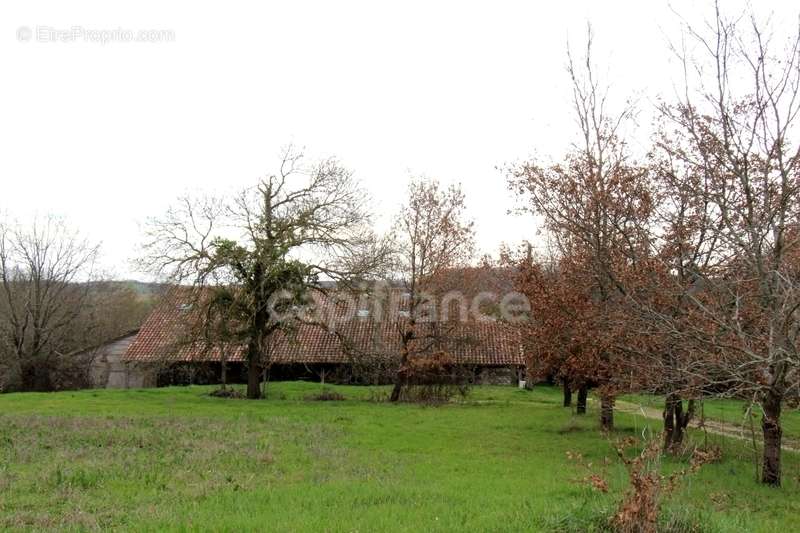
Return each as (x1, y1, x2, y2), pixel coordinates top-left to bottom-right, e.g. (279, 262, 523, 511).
(652, 4, 800, 485)
(509, 30, 654, 431)
(388, 178, 476, 402)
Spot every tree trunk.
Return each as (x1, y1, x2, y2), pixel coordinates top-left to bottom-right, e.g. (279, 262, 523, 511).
(246, 360, 262, 399)
(21, 360, 54, 392)
(563, 382, 572, 407)
(663, 395, 675, 448)
(389, 382, 403, 402)
(220, 357, 227, 390)
(600, 394, 614, 431)
(389, 362, 406, 402)
(663, 394, 694, 452)
(576, 386, 588, 415)
(389, 334, 412, 403)
(761, 393, 782, 486)
(245, 290, 269, 400)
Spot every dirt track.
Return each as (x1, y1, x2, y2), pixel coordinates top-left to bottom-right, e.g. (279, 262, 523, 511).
(614, 400, 799, 453)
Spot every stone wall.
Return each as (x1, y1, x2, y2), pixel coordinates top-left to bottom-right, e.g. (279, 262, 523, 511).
(88, 333, 142, 388)
(474, 366, 520, 385)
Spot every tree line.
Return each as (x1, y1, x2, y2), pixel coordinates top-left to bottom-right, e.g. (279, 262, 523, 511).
(509, 6, 800, 487)
(0, 217, 152, 391)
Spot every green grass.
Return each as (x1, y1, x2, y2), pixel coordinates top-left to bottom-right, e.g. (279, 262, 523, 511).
(0, 383, 797, 532)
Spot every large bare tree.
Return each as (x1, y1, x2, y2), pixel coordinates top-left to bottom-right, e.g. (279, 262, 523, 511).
(141, 146, 389, 399)
(0, 216, 100, 391)
(656, 4, 800, 486)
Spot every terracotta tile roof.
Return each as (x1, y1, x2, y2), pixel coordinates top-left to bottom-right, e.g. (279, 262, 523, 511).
(124, 287, 525, 366)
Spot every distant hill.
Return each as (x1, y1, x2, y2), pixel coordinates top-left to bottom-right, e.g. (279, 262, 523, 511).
(83, 280, 169, 301)
(120, 280, 170, 299)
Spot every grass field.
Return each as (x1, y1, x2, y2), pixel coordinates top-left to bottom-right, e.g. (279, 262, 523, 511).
(1, 383, 798, 532)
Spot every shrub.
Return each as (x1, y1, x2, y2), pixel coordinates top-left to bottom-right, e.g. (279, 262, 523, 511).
(397, 351, 472, 404)
(567, 436, 717, 533)
(208, 388, 244, 399)
(611, 439, 717, 533)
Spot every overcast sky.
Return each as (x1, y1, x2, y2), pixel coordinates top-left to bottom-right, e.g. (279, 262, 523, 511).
(1, 1, 795, 280)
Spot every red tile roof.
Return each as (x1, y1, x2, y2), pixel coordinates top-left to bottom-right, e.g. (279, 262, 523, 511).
(124, 287, 525, 366)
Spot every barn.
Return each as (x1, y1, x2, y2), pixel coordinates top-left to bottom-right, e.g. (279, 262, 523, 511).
(117, 287, 526, 387)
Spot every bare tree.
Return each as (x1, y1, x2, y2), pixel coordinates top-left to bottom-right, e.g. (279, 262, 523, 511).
(623, 118, 730, 452)
(0, 216, 100, 391)
(388, 178, 475, 402)
(657, 3, 800, 485)
(141, 146, 390, 399)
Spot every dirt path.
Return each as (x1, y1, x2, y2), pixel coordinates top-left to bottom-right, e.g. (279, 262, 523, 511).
(614, 400, 800, 453)
(466, 397, 799, 452)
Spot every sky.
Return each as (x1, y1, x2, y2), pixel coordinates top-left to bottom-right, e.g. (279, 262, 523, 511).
(1, 0, 796, 280)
